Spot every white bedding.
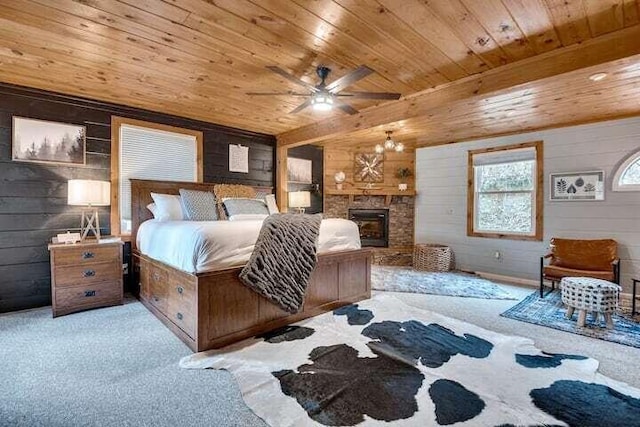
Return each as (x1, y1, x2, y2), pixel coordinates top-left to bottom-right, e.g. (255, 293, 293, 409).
(137, 218, 361, 274)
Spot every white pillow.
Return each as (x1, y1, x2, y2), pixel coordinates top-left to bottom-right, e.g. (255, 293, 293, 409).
(146, 203, 158, 218)
(228, 214, 269, 221)
(150, 193, 184, 221)
(264, 194, 279, 215)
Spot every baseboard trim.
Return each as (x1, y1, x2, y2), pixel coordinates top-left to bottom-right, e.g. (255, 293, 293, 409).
(474, 271, 538, 288)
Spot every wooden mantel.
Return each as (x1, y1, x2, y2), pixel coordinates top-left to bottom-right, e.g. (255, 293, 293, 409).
(325, 188, 416, 206)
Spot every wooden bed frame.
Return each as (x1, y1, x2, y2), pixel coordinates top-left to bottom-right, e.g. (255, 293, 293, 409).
(130, 179, 372, 352)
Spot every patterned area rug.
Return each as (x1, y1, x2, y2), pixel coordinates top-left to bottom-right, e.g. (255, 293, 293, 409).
(372, 266, 517, 300)
(181, 295, 640, 426)
(501, 290, 640, 349)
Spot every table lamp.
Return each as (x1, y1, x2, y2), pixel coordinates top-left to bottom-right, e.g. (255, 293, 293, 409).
(288, 191, 311, 214)
(67, 179, 110, 241)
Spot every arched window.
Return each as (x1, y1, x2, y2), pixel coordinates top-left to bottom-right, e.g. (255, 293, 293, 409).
(613, 150, 640, 192)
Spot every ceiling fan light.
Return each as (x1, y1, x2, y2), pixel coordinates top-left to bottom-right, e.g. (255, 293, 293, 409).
(375, 144, 384, 154)
(311, 94, 334, 111)
(394, 142, 404, 152)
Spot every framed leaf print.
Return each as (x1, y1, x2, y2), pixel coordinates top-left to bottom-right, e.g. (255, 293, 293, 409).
(549, 171, 604, 201)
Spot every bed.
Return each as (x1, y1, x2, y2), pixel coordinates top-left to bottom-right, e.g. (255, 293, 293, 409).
(131, 179, 372, 352)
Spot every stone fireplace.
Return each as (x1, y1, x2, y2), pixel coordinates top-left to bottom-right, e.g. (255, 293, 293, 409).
(324, 194, 415, 265)
(349, 208, 389, 247)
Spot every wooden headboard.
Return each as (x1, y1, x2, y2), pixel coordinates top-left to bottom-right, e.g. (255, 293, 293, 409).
(130, 179, 273, 252)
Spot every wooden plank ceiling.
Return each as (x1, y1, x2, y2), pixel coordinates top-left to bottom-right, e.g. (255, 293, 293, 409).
(0, 0, 639, 146)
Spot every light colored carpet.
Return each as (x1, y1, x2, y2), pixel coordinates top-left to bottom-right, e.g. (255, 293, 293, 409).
(0, 298, 265, 427)
(2, 284, 640, 426)
(372, 266, 516, 300)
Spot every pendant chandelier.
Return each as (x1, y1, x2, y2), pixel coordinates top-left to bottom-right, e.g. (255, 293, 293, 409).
(375, 130, 404, 154)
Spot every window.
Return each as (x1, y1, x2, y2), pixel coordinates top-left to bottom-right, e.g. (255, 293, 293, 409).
(612, 149, 640, 192)
(111, 117, 203, 236)
(468, 141, 543, 241)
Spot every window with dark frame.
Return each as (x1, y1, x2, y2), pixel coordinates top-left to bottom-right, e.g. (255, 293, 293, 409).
(467, 141, 543, 241)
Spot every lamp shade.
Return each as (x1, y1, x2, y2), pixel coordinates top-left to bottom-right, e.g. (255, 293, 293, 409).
(288, 191, 311, 208)
(68, 180, 110, 206)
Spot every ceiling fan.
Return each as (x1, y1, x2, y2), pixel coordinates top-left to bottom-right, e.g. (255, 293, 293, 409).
(247, 65, 401, 115)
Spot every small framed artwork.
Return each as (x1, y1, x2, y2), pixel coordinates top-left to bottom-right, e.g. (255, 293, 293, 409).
(549, 170, 605, 201)
(287, 157, 312, 183)
(12, 116, 86, 166)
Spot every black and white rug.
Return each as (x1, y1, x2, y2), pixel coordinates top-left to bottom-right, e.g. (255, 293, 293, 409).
(181, 295, 640, 426)
(371, 266, 516, 300)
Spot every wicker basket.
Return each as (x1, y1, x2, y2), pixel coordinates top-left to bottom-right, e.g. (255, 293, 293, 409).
(413, 244, 453, 272)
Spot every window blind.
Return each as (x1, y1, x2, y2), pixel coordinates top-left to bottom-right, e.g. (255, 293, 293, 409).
(119, 124, 198, 231)
(472, 147, 536, 166)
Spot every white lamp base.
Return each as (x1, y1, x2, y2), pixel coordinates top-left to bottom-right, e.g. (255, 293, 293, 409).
(81, 209, 101, 241)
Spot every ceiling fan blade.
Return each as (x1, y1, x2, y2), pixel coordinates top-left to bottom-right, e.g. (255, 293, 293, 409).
(336, 91, 401, 100)
(289, 98, 314, 114)
(266, 66, 319, 93)
(325, 65, 374, 93)
(334, 100, 359, 115)
(246, 92, 309, 96)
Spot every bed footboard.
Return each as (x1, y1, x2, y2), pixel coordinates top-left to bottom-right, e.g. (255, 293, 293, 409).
(135, 248, 372, 352)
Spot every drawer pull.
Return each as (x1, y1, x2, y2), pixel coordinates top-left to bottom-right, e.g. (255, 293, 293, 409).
(152, 295, 160, 302)
(176, 312, 183, 321)
(82, 251, 95, 259)
(176, 286, 184, 294)
(83, 269, 96, 278)
(153, 272, 161, 281)
(84, 290, 96, 297)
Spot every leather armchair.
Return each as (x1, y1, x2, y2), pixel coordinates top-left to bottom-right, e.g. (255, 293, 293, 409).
(540, 238, 620, 297)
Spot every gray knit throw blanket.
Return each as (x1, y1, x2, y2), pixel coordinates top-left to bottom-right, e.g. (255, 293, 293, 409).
(239, 213, 322, 314)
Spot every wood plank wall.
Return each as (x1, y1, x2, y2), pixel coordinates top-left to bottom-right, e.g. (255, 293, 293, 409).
(324, 144, 415, 192)
(0, 83, 275, 313)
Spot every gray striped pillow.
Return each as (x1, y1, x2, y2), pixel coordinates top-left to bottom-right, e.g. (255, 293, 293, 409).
(222, 198, 269, 217)
(179, 189, 218, 221)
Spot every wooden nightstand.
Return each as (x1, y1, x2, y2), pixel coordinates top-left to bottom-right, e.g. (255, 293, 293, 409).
(48, 239, 124, 317)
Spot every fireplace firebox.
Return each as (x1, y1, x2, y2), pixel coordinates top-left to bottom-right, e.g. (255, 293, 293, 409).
(348, 208, 389, 247)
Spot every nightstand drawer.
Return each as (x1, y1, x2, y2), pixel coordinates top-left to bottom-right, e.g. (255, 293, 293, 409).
(54, 262, 121, 287)
(53, 245, 119, 267)
(55, 281, 121, 316)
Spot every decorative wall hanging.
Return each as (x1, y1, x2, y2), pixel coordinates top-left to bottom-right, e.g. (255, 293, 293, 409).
(229, 144, 249, 173)
(287, 157, 312, 184)
(12, 116, 86, 166)
(354, 153, 384, 183)
(549, 171, 605, 201)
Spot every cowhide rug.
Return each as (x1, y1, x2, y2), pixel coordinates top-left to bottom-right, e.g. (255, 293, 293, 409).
(180, 294, 640, 427)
